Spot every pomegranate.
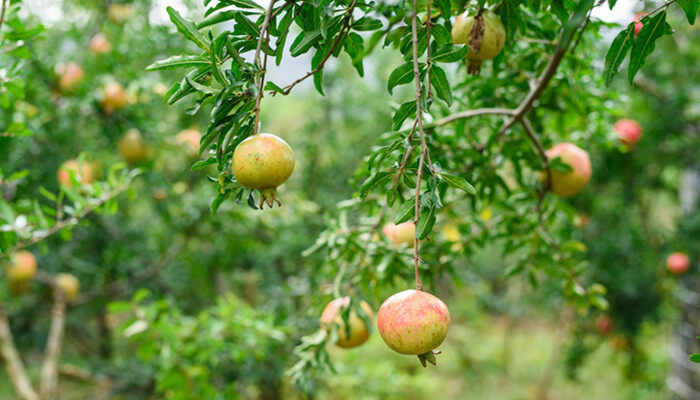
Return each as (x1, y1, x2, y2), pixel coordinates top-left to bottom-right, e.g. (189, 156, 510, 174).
(452, 9, 505, 75)
(542, 143, 592, 197)
(56, 63, 84, 92)
(5, 251, 37, 282)
(108, 3, 134, 24)
(101, 81, 128, 114)
(118, 129, 151, 164)
(614, 119, 642, 147)
(231, 133, 295, 208)
(377, 289, 450, 366)
(320, 297, 374, 348)
(89, 33, 112, 54)
(58, 159, 95, 187)
(382, 221, 415, 248)
(175, 129, 202, 157)
(634, 14, 645, 36)
(55, 273, 80, 302)
(666, 252, 690, 275)
(595, 315, 613, 335)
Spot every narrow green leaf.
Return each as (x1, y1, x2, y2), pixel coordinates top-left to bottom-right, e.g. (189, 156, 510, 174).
(677, 0, 699, 25)
(441, 173, 476, 195)
(628, 10, 672, 85)
(394, 200, 415, 224)
(234, 12, 261, 37)
(191, 158, 217, 170)
(432, 45, 469, 62)
(416, 207, 436, 240)
(602, 24, 634, 86)
(429, 66, 452, 106)
(146, 55, 210, 71)
(392, 101, 416, 131)
(166, 7, 210, 52)
(387, 62, 415, 94)
(353, 16, 383, 31)
(197, 10, 238, 28)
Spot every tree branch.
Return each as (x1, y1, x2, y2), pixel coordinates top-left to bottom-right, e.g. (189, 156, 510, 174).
(39, 288, 66, 400)
(410, 0, 429, 291)
(0, 309, 39, 400)
(0, 0, 8, 33)
(1, 182, 131, 258)
(252, 0, 278, 134)
(282, 1, 356, 95)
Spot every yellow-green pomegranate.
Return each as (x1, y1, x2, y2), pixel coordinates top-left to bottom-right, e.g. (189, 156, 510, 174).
(452, 10, 506, 75)
(232, 133, 295, 208)
(320, 297, 374, 349)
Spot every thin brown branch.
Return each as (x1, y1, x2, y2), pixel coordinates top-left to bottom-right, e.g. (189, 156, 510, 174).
(0, 309, 39, 400)
(428, 108, 516, 129)
(39, 288, 66, 400)
(58, 364, 114, 387)
(1, 182, 130, 258)
(0, 0, 8, 33)
(425, 1, 432, 100)
(252, 0, 278, 134)
(281, 2, 356, 95)
(410, 0, 428, 292)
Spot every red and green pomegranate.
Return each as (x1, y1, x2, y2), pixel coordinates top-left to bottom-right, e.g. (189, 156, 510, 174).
(377, 289, 450, 366)
(542, 143, 592, 197)
(666, 252, 690, 275)
(320, 297, 374, 349)
(452, 9, 506, 75)
(614, 118, 642, 147)
(382, 221, 415, 248)
(232, 133, 295, 208)
(5, 251, 37, 282)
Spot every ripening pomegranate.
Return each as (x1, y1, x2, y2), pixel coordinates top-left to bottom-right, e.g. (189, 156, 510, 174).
(614, 119, 642, 147)
(452, 10, 506, 75)
(542, 143, 592, 197)
(377, 289, 450, 366)
(5, 251, 37, 282)
(101, 81, 128, 114)
(666, 252, 690, 275)
(634, 14, 645, 36)
(382, 221, 415, 248)
(56, 63, 84, 92)
(89, 33, 112, 54)
(232, 133, 295, 208)
(118, 129, 151, 164)
(108, 3, 134, 24)
(320, 297, 374, 348)
(58, 159, 95, 187)
(55, 273, 80, 302)
(595, 315, 613, 335)
(175, 129, 202, 157)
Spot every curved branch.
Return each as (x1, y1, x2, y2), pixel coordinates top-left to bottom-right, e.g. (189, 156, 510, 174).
(252, 0, 278, 134)
(429, 108, 516, 128)
(0, 309, 39, 400)
(39, 289, 66, 400)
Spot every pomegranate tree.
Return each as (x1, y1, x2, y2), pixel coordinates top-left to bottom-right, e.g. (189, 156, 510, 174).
(543, 143, 592, 197)
(377, 289, 450, 366)
(320, 297, 374, 348)
(118, 129, 151, 164)
(614, 118, 642, 147)
(382, 221, 415, 248)
(666, 252, 690, 275)
(452, 9, 506, 75)
(231, 133, 295, 208)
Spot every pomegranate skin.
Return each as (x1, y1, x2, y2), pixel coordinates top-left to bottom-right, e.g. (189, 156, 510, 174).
(58, 160, 95, 187)
(118, 129, 151, 164)
(6, 251, 37, 282)
(666, 252, 690, 275)
(377, 289, 450, 355)
(382, 221, 415, 248)
(320, 297, 374, 349)
(544, 143, 592, 197)
(595, 315, 613, 335)
(56, 273, 80, 302)
(232, 133, 295, 208)
(614, 119, 642, 147)
(452, 10, 505, 74)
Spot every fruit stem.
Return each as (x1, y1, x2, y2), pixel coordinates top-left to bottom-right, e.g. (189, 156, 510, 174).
(258, 188, 281, 209)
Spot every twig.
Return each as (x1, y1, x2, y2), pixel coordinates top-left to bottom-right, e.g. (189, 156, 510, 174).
(425, 0, 432, 100)
(1, 183, 131, 258)
(410, 0, 429, 291)
(0, 309, 39, 400)
(427, 108, 516, 129)
(0, 0, 8, 34)
(282, 1, 356, 95)
(39, 289, 66, 400)
(252, 0, 278, 134)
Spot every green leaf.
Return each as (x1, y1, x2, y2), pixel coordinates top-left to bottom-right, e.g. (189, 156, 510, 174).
(197, 10, 239, 28)
(416, 207, 436, 240)
(387, 62, 414, 94)
(433, 0, 451, 21)
(223, 0, 265, 11)
(690, 353, 700, 363)
(430, 23, 451, 46)
(602, 24, 634, 86)
(429, 66, 452, 106)
(392, 101, 416, 131)
(234, 12, 260, 37)
(166, 7, 210, 52)
(394, 200, 415, 224)
(360, 171, 394, 197)
(185, 75, 217, 94)
(290, 30, 322, 57)
(432, 45, 469, 62)
(344, 32, 365, 77)
(441, 173, 476, 195)
(628, 10, 672, 85)
(353, 16, 383, 31)
(677, 0, 699, 25)
(146, 55, 210, 71)
(190, 158, 217, 170)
